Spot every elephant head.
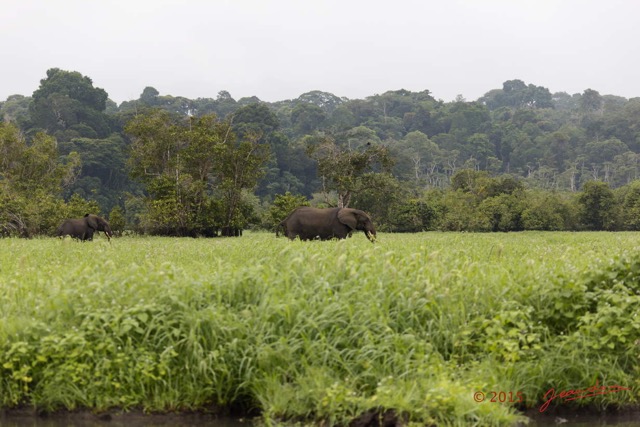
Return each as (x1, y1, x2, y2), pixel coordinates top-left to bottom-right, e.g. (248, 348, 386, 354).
(85, 214, 113, 240)
(338, 208, 377, 242)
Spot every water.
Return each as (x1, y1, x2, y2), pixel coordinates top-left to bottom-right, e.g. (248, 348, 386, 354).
(527, 410, 640, 427)
(0, 411, 253, 427)
(2, 410, 639, 426)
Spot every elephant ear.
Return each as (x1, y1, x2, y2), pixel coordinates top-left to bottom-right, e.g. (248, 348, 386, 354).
(337, 208, 358, 230)
(85, 214, 98, 230)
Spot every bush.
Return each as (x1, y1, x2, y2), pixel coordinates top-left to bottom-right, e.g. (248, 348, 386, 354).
(108, 206, 126, 236)
(268, 192, 309, 229)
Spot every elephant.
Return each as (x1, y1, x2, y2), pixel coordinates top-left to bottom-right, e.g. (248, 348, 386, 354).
(57, 214, 113, 241)
(277, 207, 376, 242)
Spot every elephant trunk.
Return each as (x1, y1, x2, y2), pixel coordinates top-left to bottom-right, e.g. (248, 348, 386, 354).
(103, 226, 113, 241)
(366, 230, 376, 243)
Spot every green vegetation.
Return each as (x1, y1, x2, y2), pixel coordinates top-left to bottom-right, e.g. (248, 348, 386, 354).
(1, 233, 638, 425)
(125, 111, 268, 236)
(0, 122, 81, 237)
(4, 69, 640, 237)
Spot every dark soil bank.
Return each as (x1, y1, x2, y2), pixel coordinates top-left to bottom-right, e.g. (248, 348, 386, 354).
(2, 407, 640, 427)
(0, 409, 252, 427)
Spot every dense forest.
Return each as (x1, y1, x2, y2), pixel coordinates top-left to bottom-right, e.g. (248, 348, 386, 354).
(2, 68, 640, 237)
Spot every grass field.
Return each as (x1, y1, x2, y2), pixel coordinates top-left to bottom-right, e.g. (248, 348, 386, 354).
(0, 232, 639, 426)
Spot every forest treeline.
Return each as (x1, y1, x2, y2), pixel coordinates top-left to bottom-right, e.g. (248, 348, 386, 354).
(2, 68, 640, 236)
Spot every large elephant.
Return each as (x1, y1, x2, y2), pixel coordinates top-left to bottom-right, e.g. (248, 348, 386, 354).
(277, 207, 376, 242)
(57, 214, 113, 241)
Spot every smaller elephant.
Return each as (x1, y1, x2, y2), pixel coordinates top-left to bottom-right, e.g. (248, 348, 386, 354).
(57, 214, 113, 241)
(277, 207, 376, 242)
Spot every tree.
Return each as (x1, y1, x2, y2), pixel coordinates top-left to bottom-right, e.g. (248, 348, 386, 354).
(231, 102, 286, 199)
(478, 193, 525, 232)
(108, 205, 126, 236)
(450, 169, 524, 206)
(213, 90, 238, 118)
(616, 180, 640, 230)
(211, 125, 270, 236)
(295, 91, 344, 113)
(326, 104, 356, 132)
(393, 131, 441, 183)
(290, 103, 326, 136)
(387, 198, 438, 232)
(140, 86, 160, 105)
(577, 181, 617, 230)
(0, 123, 80, 194)
(584, 138, 629, 164)
(450, 169, 490, 195)
(126, 110, 269, 236)
(480, 80, 553, 110)
(448, 102, 491, 140)
(305, 134, 393, 208)
(58, 134, 131, 212)
(351, 173, 413, 231)
(268, 192, 309, 229)
(580, 89, 603, 114)
(1, 94, 32, 127)
(430, 189, 488, 231)
(0, 122, 80, 236)
(29, 68, 111, 140)
(232, 103, 279, 139)
(126, 110, 218, 235)
(552, 92, 581, 111)
(466, 133, 494, 168)
(521, 190, 575, 230)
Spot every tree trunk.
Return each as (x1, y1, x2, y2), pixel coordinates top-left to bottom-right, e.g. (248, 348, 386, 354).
(220, 226, 242, 237)
(338, 191, 351, 208)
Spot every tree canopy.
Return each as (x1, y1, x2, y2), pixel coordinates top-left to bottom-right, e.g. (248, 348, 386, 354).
(125, 111, 269, 236)
(3, 67, 640, 236)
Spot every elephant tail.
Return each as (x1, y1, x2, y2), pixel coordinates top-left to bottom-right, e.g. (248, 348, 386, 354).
(275, 221, 285, 238)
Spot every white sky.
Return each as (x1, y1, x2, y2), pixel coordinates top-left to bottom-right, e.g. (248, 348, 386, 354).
(2, 0, 640, 105)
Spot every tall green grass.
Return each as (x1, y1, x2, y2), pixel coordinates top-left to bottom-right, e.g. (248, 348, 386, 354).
(0, 232, 639, 426)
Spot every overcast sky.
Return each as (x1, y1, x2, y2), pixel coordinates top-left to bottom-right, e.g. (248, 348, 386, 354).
(2, 0, 640, 105)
